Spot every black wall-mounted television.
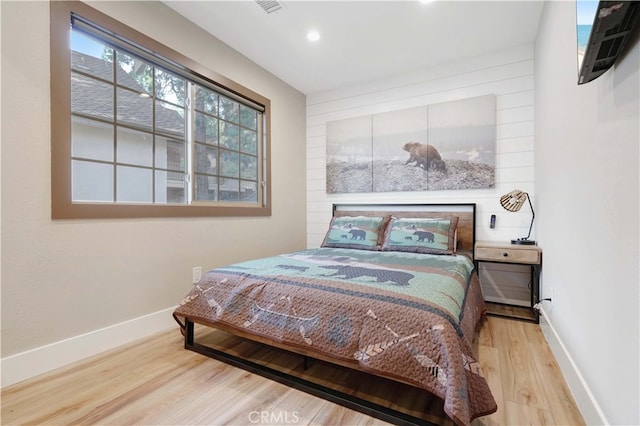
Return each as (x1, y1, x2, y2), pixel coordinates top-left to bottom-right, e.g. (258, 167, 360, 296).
(577, 1, 640, 84)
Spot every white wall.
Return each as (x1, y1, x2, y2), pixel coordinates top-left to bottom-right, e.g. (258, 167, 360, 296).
(306, 44, 536, 245)
(535, 2, 639, 425)
(1, 0, 306, 385)
(306, 16, 640, 423)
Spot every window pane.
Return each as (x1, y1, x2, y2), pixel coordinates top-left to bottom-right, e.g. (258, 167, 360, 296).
(219, 178, 239, 201)
(116, 87, 152, 130)
(220, 121, 239, 150)
(117, 127, 152, 167)
(72, 160, 113, 202)
(220, 149, 239, 178)
(155, 170, 186, 204)
(240, 154, 257, 180)
(155, 68, 185, 106)
(156, 100, 184, 137)
(240, 129, 257, 154)
(57, 7, 269, 217)
(72, 116, 114, 162)
(195, 143, 218, 175)
(72, 72, 114, 120)
(240, 105, 257, 130)
(219, 96, 239, 123)
(155, 136, 185, 171)
(71, 31, 113, 82)
(241, 181, 258, 202)
(195, 175, 218, 201)
(195, 112, 218, 145)
(116, 165, 152, 202)
(195, 86, 218, 115)
(115, 51, 152, 95)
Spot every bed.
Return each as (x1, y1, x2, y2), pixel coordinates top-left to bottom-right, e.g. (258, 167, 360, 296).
(173, 203, 497, 425)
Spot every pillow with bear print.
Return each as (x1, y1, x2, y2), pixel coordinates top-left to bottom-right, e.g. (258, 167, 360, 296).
(321, 215, 388, 251)
(381, 217, 459, 255)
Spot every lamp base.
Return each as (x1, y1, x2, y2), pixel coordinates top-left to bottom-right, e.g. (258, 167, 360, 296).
(511, 239, 536, 245)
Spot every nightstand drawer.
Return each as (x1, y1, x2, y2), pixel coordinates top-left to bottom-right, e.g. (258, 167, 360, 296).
(475, 246, 540, 264)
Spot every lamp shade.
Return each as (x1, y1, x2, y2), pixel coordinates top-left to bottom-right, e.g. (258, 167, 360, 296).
(500, 190, 528, 212)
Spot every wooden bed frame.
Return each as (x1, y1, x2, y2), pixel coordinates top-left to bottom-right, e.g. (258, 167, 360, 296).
(183, 203, 477, 426)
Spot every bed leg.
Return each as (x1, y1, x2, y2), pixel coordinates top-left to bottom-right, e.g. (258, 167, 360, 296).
(184, 319, 195, 348)
(302, 355, 313, 370)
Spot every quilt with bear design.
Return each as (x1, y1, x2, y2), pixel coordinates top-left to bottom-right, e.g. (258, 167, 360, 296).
(173, 247, 497, 425)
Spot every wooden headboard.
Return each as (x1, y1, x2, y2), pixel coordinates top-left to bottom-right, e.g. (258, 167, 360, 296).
(332, 203, 476, 255)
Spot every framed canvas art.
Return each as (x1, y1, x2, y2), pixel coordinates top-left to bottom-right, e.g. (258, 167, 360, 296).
(326, 94, 496, 193)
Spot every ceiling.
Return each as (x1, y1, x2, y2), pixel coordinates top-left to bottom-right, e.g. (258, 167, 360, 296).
(164, 1, 544, 95)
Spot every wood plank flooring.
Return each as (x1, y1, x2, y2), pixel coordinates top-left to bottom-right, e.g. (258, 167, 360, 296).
(1, 316, 584, 425)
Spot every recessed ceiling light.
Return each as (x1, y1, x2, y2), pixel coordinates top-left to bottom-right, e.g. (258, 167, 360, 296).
(307, 30, 320, 42)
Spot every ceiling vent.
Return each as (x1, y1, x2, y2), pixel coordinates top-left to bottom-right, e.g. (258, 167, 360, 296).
(255, 0, 283, 14)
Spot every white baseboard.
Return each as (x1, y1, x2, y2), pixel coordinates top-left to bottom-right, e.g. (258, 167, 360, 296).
(538, 308, 609, 425)
(1, 307, 178, 388)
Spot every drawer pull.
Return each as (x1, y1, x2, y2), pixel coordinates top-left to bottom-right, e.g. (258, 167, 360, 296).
(503, 252, 509, 257)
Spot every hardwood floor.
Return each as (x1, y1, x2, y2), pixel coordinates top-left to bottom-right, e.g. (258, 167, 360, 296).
(1, 316, 584, 425)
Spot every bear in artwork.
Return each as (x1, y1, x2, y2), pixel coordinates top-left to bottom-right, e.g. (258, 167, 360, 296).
(402, 142, 446, 173)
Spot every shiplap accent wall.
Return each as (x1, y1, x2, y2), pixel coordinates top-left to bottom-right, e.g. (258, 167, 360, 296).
(306, 44, 536, 248)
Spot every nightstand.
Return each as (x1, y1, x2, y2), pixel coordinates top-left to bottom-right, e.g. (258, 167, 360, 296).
(474, 241, 542, 323)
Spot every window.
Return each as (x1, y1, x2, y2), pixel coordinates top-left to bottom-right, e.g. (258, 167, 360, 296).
(51, 1, 271, 218)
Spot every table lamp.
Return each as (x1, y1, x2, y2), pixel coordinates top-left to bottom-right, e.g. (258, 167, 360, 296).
(500, 189, 536, 245)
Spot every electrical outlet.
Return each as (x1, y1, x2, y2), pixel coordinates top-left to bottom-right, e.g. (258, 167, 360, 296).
(192, 266, 202, 284)
(548, 286, 554, 308)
